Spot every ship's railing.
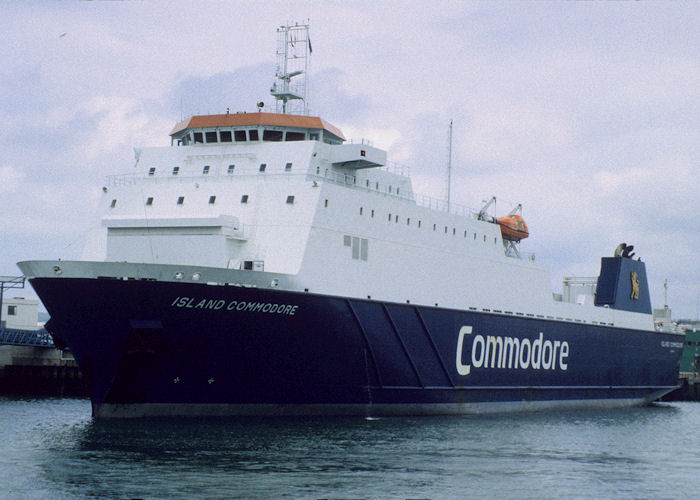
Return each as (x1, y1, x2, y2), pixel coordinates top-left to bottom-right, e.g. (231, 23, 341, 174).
(107, 167, 480, 218)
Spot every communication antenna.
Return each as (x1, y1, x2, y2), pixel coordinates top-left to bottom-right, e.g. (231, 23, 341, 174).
(270, 22, 310, 115)
(447, 120, 453, 212)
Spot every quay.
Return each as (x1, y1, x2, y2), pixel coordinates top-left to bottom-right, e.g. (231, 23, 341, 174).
(1, 289, 88, 397)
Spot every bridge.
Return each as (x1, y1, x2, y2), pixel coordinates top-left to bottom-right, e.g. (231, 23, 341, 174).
(0, 328, 55, 348)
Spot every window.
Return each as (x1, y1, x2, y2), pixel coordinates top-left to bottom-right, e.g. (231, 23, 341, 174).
(444, 226, 448, 234)
(259, 163, 267, 172)
(202, 165, 210, 175)
(388, 213, 392, 221)
(241, 194, 249, 203)
(310, 133, 319, 141)
(407, 218, 410, 226)
(395, 215, 399, 223)
(110, 199, 117, 208)
(227, 164, 235, 174)
(263, 129, 283, 141)
(285, 131, 305, 141)
(148, 167, 156, 176)
(249, 129, 259, 141)
(219, 130, 232, 142)
(346, 236, 369, 261)
(234, 130, 247, 142)
(205, 131, 217, 143)
(433, 224, 436, 231)
(285, 162, 292, 172)
(453, 228, 456, 235)
(146, 197, 154, 206)
(360, 207, 363, 215)
(193, 132, 203, 143)
(172, 166, 179, 176)
(8, 305, 16, 316)
(209, 196, 216, 204)
(177, 196, 184, 205)
(418, 220, 422, 228)
(371, 209, 375, 218)
(324, 199, 328, 208)
(286, 195, 295, 204)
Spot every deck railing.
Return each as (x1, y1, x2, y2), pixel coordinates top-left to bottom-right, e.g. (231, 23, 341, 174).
(107, 166, 479, 218)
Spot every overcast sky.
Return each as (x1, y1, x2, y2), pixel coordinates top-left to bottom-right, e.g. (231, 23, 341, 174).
(1, 1, 698, 318)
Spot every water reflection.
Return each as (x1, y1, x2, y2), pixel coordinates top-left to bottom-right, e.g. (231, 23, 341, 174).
(2, 398, 696, 499)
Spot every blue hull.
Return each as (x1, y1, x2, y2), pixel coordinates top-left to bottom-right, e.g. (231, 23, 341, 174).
(30, 278, 682, 417)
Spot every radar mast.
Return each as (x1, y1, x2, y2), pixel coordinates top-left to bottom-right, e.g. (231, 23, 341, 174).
(270, 22, 310, 115)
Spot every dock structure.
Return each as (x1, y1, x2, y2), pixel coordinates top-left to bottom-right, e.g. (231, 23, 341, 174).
(1, 287, 88, 397)
(0, 327, 55, 348)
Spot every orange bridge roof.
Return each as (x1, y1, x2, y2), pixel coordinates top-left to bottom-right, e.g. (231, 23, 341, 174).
(170, 112, 345, 141)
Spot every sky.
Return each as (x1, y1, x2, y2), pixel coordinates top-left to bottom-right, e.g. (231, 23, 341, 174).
(1, 1, 698, 319)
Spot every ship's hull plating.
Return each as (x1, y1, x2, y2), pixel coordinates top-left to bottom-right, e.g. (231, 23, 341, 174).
(30, 277, 682, 418)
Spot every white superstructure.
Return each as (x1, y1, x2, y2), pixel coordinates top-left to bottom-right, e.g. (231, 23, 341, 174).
(89, 115, 653, 332)
(68, 22, 652, 332)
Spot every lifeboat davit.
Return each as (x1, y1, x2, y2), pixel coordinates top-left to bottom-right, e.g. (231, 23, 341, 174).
(497, 214, 529, 242)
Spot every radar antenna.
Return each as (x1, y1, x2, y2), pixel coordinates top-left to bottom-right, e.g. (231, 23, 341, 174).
(270, 22, 310, 115)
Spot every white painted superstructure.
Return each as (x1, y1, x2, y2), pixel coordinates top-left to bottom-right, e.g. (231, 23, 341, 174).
(82, 105, 653, 332)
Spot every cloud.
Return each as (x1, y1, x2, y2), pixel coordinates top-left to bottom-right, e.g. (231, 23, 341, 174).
(1, 1, 698, 317)
(0, 165, 26, 194)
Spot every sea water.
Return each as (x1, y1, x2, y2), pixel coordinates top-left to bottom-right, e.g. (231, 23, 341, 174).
(2, 397, 700, 499)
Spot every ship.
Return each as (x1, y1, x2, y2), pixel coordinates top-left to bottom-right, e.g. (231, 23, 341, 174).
(18, 23, 682, 418)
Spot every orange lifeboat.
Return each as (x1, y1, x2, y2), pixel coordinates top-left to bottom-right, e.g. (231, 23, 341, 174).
(497, 214, 529, 242)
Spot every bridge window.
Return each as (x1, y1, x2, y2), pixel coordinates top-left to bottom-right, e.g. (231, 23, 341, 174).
(249, 129, 259, 141)
(193, 132, 203, 144)
(285, 131, 305, 141)
(234, 130, 247, 142)
(205, 131, 217, 143)
(220, 130, 232, 142)
(263, 130, 283, 141)
(310, 133, 319, 141)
